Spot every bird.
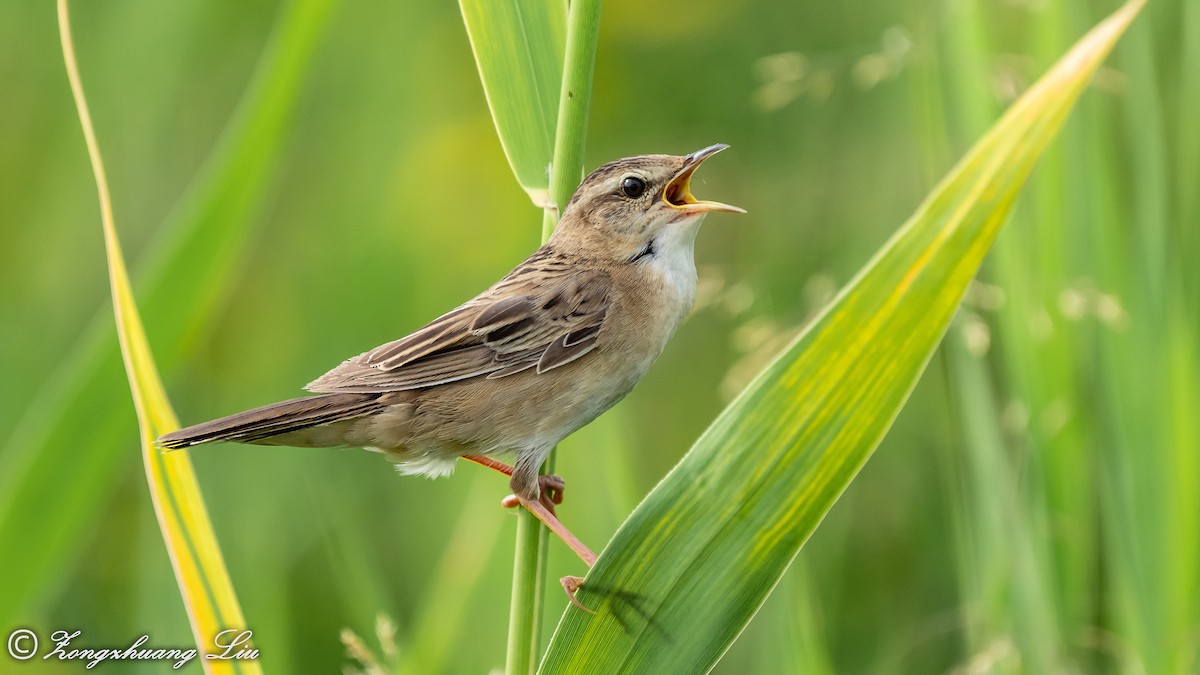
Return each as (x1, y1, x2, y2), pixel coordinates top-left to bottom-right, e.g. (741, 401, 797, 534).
(158, 144, 744, 608)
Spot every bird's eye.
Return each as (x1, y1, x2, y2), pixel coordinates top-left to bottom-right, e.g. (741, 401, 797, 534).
(621, 176, 646, 199)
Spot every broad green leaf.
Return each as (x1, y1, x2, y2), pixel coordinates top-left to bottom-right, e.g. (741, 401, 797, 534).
(538, 2, 1145, 672)
(0, 0, 335, 628)
(459, 0, 565, 206)
(58, 2, 261, 673)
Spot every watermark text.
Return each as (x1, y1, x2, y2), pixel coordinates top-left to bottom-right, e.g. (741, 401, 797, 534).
(6, 627, 259, 669)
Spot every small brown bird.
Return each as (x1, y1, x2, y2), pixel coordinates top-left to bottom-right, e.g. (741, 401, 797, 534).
(158, 144, 743, 605)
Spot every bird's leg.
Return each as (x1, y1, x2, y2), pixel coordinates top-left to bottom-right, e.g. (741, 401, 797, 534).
(513, 494, 597, 567)
(461, 454, 596, 613)
(460, 454, 564, 510)
(514, 494, 597, 614)
(510, 459, 598, 613)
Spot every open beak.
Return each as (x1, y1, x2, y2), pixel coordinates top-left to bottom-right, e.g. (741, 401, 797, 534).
(663, 143, 746, 215)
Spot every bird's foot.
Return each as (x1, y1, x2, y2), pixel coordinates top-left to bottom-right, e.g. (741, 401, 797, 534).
(463, 455, 565, 511)
(538, 474, 565, 507)
(500, 474, 564, 514)
(561, 575, 594, 614)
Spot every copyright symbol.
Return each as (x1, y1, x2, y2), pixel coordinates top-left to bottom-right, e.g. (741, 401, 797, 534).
(7, 629, 37, 660)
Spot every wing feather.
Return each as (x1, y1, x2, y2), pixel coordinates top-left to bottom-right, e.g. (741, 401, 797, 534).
(536, 324, 602, 374)
(305, 262, 611, 394)
(361, 306, 476, 370)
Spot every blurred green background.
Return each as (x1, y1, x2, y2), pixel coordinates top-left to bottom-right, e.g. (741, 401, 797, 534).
(2, 0, 1195, 673)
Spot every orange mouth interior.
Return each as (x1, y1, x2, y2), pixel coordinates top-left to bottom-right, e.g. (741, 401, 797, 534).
(664, 170, 698, 206)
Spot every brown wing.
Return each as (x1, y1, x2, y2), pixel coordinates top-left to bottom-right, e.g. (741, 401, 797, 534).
(304, 266, 611, 394)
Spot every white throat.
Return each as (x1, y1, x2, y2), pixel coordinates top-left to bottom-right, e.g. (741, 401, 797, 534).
(647, 214, 704, 317)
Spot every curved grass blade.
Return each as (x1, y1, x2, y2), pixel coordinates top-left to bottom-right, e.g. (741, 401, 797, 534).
(58, 3, 261, 672)
(538, 2, 1145, 672)
(459, 0, 565, 206)
(0, 0, 335, 628)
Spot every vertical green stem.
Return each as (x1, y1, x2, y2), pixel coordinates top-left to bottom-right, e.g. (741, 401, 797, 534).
(506, 2, 603, 674)
(506, 501, 550, 675)
(541, 0, 602, 241)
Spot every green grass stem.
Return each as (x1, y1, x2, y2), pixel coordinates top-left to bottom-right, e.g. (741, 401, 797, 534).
(507, 1, 603, 673)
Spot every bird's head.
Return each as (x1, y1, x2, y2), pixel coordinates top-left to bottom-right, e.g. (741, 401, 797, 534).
(552, 144, 744, 264)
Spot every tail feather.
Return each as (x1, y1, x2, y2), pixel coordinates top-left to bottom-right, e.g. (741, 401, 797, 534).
(156, 393, 386, 449)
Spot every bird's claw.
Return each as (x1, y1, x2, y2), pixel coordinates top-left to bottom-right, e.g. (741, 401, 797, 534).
(500, 474, 565, 514)
(561, 575, 595, 614)
(539, 474, 565, 505)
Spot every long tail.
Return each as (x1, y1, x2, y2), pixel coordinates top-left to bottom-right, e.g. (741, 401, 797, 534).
(156, 392, 387, 449)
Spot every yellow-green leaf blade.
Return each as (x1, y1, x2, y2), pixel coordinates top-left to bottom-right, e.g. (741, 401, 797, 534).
(459, 0, 565, 205)
(59, 2, 260, 672)
(0, 0, 335, 632)
(539, 2, 1144, 673)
